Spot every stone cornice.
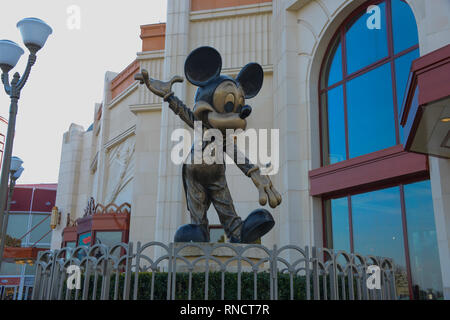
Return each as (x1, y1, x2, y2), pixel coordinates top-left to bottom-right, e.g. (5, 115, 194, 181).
(136, 50, 165, 61)
(104, 125, 136, 151)
(110, 60, 140, 99)
(190, 2, 272, 21)
(129, 103, 162, 114)
(285, 0, 312, 11)
(108, 82, 139, 110)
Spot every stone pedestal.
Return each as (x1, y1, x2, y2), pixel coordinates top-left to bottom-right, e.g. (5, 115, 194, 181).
(173, 243, 270, 273)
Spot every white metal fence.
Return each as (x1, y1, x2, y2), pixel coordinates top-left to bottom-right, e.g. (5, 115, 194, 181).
(31, 242, 397, 300)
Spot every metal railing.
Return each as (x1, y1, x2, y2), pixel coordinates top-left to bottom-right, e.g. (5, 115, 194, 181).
(31, 242, 397, 300)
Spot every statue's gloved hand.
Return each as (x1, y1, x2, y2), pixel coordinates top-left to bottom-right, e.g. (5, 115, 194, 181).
(250, 169, 282, 209)
(135, 69, 183, 99)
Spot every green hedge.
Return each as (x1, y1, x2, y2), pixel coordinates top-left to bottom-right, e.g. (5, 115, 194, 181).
(64, 272, 313, 300)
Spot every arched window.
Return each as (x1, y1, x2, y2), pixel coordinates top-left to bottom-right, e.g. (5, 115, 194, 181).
(320, 0, 419, 165)
(319, 0, 443, 300)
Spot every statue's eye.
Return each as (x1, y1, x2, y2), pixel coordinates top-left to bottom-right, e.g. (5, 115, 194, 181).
(239, 97, 244, 108)
(224, 93, 235, 112)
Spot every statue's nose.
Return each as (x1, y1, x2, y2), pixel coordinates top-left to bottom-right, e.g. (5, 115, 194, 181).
(240, 105, 252, 119)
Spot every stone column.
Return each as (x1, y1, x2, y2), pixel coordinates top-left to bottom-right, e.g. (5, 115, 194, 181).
(154, 0, 191, 248)
(271, 0, 323, 256)
(430, 157, 450, 299)
(129, 106, 162, 244)
(94, 71, 117, 204)
(410, 0, 450, 299)
(51, 123, 84, 249)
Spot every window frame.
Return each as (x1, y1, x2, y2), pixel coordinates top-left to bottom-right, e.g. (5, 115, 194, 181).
(316, 0, 425, 300)
(93, 230, 128, 246)
(321, 180, 444, 300)
(319, 0, 419, 166)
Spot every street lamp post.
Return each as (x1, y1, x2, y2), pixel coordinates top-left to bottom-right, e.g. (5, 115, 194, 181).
(0, 157, 24, 270)
(0, 18, 52, 261)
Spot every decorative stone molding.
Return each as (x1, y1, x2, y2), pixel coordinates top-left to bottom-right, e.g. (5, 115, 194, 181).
(285, 0, 313, 11)
(64, 198, 132, 246)
(137, 50, 165, 61)
(109, 81, 139, 109)
(105, 136, 135, 205)
(94, 202, 131, 215)
(90, 151, 98, 174)
(94, 103, 102, 136)
(191, 3, 271, 21)
(82, 197, 131, 217)
(103, 125, 136, 151)
(129, 103, 162, 114)
(191, 0, 272, 17)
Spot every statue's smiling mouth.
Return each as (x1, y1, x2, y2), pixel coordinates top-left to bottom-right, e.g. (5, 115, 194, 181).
(193, 102, 246, 131)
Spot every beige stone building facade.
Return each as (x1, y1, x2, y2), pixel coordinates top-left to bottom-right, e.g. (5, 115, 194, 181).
(51, 0, 450, 299)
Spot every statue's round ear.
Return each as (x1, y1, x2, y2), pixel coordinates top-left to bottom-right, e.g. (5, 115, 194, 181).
(236, 63, 264, 99)
(185, 46, 222, 86)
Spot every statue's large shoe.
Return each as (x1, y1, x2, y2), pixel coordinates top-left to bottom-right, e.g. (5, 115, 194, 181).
(174, 224, 210, 243)
(240, 209, 275, 244)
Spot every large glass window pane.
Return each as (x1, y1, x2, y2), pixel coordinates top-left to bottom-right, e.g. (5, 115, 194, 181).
(392, 0, 419, 54)
(30, 214, 51, 244)
(346, 1, 388, 74)
(329, 197, 351, 253)
(95, 231, 123, 247)
(324, 41, 343, 88)
(6, 214, 29, 240)
(347, 63, 396, 158)
(404, 180, 443, 300)
(351, 187, 409, 299)
(322, 86, 346, 164)
(95, 231, 123, 258)
(395, 49, 419, 110)
(65, 241, 76, 249)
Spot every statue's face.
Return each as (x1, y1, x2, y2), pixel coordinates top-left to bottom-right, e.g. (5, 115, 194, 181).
(185, 47, 263, 133)
(193, 80, 250, 132)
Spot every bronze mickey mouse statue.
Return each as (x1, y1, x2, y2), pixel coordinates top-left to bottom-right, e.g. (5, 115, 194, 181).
(135, 46, 282, 243)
